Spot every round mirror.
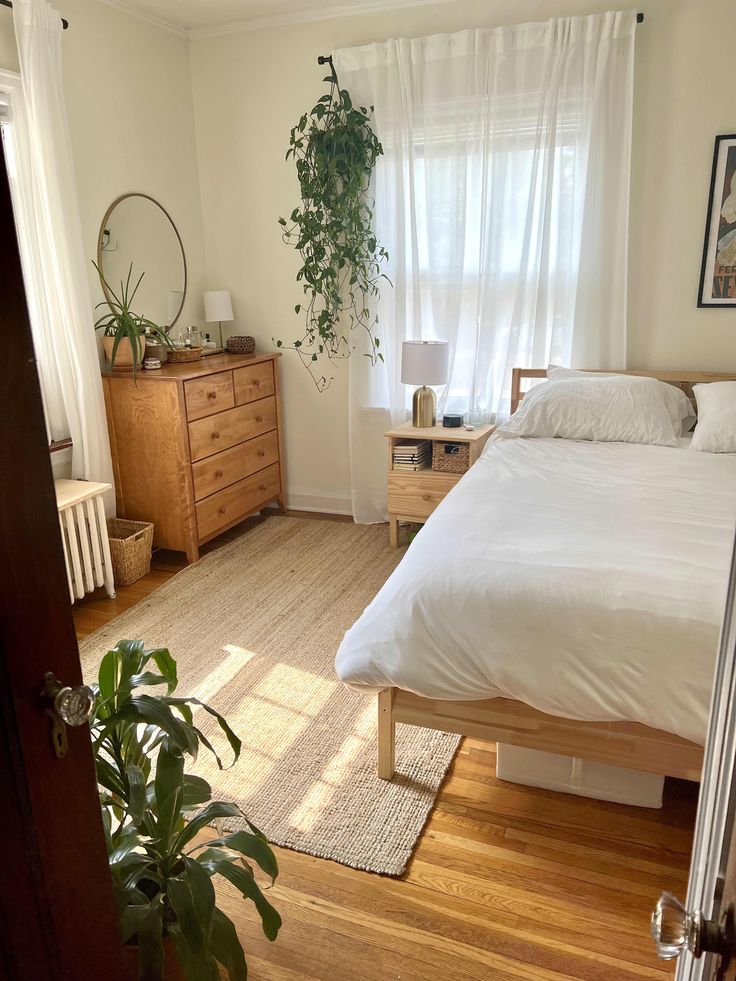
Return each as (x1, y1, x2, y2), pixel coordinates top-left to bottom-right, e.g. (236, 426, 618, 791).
(96, 193, 187, 333)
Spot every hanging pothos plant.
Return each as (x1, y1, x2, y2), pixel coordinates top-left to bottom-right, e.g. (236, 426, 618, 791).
(276, 64, 390, 391)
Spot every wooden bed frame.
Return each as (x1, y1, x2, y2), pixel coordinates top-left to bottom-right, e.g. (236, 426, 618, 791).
(377, 367, 736, 784)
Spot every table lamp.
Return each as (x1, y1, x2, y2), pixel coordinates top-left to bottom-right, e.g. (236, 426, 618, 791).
(401, 340, 449, 427)
(204, 290, 234, 348)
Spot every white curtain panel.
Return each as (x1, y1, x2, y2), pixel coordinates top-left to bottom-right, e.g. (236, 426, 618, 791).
(335, 12, 636, 523)
(12, 0, 114, 485)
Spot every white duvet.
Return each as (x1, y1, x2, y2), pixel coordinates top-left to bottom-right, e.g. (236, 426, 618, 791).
(335, 436, 736, 745)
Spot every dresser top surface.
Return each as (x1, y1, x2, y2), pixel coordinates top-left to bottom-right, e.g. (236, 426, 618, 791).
(103, 351, 280, 382)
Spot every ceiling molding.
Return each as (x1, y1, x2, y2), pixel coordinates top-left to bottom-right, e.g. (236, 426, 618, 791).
(97, 0, 188, 38)
(188, 0, 451, 40)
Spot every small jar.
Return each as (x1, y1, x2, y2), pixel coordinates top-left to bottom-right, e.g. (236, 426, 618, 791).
(143, 356, 161, 370)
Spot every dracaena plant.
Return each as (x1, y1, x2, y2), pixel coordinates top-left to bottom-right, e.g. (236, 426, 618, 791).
(90, 640, 281, 981)
(276, 67, 390, 392)
(93, 260, 173, 376)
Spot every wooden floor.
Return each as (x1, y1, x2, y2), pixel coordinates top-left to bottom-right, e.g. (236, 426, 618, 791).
(74, 512, 695, 981)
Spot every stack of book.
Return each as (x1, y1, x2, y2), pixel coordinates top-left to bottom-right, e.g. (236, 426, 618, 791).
(393, 440, 431, 472)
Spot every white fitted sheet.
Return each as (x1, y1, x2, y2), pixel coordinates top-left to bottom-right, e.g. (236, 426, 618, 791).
(335, 436, 736, 745)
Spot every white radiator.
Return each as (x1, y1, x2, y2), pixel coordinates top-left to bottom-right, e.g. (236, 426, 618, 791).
(55, 480, 116, 603)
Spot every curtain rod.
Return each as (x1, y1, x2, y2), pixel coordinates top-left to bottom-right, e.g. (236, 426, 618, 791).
(0, 0, 69, 29)
(318, 12, 644, 61)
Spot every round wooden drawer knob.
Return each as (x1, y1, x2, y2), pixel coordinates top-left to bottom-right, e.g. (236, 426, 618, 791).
(259, 485, 267, 492)
(422, 493, 431, 501)
(257, 450, 265, 457)
(211, 432, 220, 440)
(214, 469, 224, 478)
(218, 506, 226, 515)
(207, 391, 217, 400)
(255, 416, 263, 423)
(254, 379, 261, 386)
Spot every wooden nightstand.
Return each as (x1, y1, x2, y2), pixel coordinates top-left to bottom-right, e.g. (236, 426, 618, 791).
(385, 422, 493, 547)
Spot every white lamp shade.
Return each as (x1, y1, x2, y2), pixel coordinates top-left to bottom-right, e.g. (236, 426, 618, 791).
(401, 340, 449, 386)
(204, 290, 234, 323)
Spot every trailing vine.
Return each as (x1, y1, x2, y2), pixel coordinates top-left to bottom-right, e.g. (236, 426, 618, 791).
(276, 65, 389, 391)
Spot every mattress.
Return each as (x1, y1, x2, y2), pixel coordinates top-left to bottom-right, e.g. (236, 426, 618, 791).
(335, 435, 736, 745)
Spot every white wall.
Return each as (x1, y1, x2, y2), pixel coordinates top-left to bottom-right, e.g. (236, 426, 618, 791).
(189, 0, 736, 513)
(0, 0, 206, 338)
(3, 0, 734, 513)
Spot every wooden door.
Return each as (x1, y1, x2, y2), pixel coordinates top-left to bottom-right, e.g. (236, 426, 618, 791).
(652, 530, 736, 979)
(0, 126, 124, 979)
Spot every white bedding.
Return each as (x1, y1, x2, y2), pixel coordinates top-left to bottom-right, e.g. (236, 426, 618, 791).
(335, 436, 736, 745)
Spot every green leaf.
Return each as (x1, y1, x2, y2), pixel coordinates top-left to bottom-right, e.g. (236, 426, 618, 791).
(166, 861, 217, 970)
(154, 745, 184, 847)
(126, 765, 147, 825)
(210, 907, 247, 981)
(195, 830, 278, 882)
(167, 923, 220, 981)
(182, 774, 213, 809)
(163, 696, 241, 767)
(134, 899, 165, 981)
(199, 856, 281, 942)
(174, 801, 242, 854)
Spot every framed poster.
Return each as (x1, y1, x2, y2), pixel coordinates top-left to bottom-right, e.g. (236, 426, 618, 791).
(698, 134, 736, 307)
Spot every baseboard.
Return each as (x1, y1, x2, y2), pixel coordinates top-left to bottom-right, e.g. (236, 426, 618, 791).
(286, 486, 353, 516)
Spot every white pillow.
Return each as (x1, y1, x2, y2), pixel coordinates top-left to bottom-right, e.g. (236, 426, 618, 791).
(691, 382, 736, 453)
(547, 365, 696, 435)
(498, 374, 679, 446)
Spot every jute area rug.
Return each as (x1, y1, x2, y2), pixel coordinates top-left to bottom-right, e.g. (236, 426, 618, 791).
(79, 516, 460, 876)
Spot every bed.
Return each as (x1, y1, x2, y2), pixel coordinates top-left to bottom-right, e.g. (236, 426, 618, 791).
(335, 368, 736, 783)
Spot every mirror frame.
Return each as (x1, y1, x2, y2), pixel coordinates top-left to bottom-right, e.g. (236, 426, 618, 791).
(96, 192, 188, 333)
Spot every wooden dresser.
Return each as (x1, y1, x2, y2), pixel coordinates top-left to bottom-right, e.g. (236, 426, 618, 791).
(103, 352, 285, 563)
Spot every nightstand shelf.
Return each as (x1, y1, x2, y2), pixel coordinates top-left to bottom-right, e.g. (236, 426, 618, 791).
(385, 421, 493, 547)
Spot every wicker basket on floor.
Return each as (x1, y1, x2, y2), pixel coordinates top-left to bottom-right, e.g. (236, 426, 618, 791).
(107, 518, 154, 586)
(432, 441, 470, 474)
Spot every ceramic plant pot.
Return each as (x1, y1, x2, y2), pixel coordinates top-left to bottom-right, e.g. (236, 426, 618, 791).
(103, 334, 145, 371)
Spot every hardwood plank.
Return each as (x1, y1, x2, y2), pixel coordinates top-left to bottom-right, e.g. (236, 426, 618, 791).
(73, 514, 690, 980)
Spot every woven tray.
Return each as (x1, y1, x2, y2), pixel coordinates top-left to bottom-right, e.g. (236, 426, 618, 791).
(107, 518, 154, 586)
(432, 441, 470, 474)
(167, 346, 203, 363)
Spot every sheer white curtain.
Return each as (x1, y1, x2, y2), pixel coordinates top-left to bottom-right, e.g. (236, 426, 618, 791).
(335, 11, 636, 523)
(11, 0, 113, 485)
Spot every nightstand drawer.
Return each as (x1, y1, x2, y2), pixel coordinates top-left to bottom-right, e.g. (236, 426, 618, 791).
(188, 396, 277, 462)
(234, 362, 275, 405)
(184, 371, 235, 421)
(191, 431, 279, 501)
(387, 472, 460, 520)
(196, 463, 280, 541)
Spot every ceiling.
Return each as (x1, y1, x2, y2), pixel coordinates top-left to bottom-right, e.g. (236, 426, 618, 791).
(102, 0, 441, 36)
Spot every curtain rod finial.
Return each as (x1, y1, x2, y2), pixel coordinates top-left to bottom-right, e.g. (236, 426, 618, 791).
(636, 12, 644, 23)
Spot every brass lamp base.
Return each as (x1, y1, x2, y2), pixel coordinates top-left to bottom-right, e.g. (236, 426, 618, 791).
(412, 385, 436, 427)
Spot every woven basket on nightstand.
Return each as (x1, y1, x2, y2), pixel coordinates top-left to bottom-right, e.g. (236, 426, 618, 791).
(106, 518, 154, 586)
(432, 441, 470, 474)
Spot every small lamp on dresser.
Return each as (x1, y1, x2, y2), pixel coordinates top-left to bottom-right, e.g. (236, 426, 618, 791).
(401, 340, 449, 427)
(204, 290, 234, 349)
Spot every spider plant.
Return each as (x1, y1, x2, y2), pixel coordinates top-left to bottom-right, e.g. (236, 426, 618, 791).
(91, 639, 281, 981)
(93, 261, 173, 375)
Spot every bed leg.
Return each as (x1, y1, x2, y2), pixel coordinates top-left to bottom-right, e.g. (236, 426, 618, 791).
(378, 687, 396, 780)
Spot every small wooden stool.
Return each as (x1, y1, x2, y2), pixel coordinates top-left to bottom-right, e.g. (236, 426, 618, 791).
(55, 480, 116, 603)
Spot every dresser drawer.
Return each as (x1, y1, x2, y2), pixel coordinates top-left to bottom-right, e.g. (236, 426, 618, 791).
(184, 371, 235, 421)
(234, 362, 275, 405)
(191, 431, 279, 501)
(387, 472, 460, 520)
(188, 396, 277, 462)
(196, 463, 280, 542)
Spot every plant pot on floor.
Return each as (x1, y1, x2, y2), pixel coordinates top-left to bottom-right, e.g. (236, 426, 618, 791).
(103, 334, 144, 371)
